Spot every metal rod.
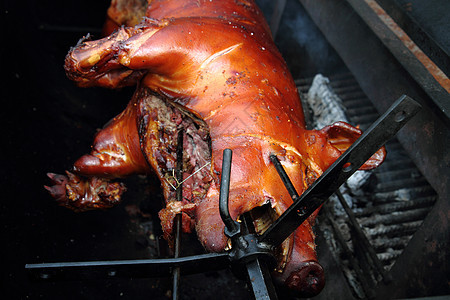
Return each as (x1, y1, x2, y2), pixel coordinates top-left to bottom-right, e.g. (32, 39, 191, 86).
(240, 213, 278, 300)
(352, 230, 379, 288)
(246, 258, 279, 300)
(323, 205, 375, 298)
(172, 244, 181, 300)
(173, 129, 184, 300)
(25, 253, 231, 281)
(335, 190, 391, 283)
(219, 149, 240, 237)
(259, 95, 421, 248)
(176, 129, 184, 202)
(269, 154, 300, 202)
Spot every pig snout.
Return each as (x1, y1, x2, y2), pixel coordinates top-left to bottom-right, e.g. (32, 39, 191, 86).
(285, 260, 325, 297)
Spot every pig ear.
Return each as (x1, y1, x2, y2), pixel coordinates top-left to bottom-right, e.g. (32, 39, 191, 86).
(321, 122, 386, 170)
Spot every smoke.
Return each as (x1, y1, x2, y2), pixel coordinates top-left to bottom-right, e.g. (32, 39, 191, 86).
(282, 3, 329, 60)
(257, 0, 345, 78)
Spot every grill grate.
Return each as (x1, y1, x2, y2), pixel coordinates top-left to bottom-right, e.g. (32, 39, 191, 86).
(296, 73, 437, 299)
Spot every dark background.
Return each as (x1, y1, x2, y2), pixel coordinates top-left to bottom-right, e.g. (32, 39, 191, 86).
(2, 1, 168, 298)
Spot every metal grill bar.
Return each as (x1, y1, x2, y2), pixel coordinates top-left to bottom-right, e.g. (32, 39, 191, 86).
(376, 177, 428, 192)
(373, 186, 436, 202)
(372, 168, 419, 180)
(359, 207, 432, 227)
(365, 221, 423, 238)
(354, 196, 437, 217)
(337, 91, 367, 101)
(332, 85, 362, 95)
(343, 98, 374, 109)
(377, 251, 402, 262)
(373, 238, 409, 252)
(346, 106, 378, 116)
(378, 158, 414, 169)
(350, 113, 380, 125)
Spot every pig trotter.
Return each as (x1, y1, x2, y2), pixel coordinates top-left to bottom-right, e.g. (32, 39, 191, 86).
(45, 171, 126, 212)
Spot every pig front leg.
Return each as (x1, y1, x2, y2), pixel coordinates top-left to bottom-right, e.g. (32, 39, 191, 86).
(45, 172, 126, 212)
(45, 96, 151, 212)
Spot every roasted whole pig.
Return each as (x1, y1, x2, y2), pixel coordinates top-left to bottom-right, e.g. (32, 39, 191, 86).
(46, 0, 385, 296)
